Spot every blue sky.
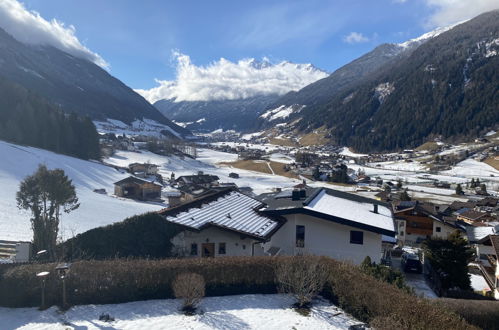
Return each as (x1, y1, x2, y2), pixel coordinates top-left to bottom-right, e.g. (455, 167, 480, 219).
(19, 0, 438, 89)
(4, 0, 497, 102)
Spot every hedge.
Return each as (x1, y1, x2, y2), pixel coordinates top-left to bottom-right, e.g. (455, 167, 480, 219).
(59, 212, 183, 260)
(0, 256, 477, 329)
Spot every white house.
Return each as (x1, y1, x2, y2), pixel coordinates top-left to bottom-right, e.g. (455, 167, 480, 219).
(159, 188, 283, 258)
(258, 188, 396, 264)
(159, 187, 396, 264)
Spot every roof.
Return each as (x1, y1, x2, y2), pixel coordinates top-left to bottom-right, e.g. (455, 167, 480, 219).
(159, 189, 282, 240)
(114, 176, 161, 187)
(259, 188, 395, 236)
(459, 210, 487, 221)
(466, 225, 499, 243)
(490, 235, 499, 257)
(176, 174, 220, 185)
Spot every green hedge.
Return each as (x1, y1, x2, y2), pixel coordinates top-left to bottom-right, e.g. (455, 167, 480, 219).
(59, 213, 183, 260)
(0, 256, 476, 329)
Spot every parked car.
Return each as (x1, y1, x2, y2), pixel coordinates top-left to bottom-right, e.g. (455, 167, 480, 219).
(401, 252, 422, 273)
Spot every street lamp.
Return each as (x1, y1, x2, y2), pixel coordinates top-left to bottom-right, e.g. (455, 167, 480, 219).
(55, 263, 71, 309)
(36, 271, 49, 310)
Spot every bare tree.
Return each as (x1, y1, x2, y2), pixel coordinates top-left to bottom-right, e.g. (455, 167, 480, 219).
(275, 256, 329, 308)
(173, 273, 205, 314)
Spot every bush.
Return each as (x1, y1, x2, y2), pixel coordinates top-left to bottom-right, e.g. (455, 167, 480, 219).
(275, 255, 328, 309)
(0, 256, 477, 329)
(173, 273, 205, 314)
(59, 213, 183, 260)
(436, 298, 499, 330)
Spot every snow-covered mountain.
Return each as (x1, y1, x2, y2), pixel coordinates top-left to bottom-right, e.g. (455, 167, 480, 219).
(149, 57, 327, 132)
(0, 27, 190, 138)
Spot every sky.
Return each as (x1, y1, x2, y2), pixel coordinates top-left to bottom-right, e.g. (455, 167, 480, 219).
(1, 0, 498, 102)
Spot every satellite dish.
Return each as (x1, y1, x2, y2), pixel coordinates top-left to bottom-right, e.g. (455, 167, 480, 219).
(36, 250, 47, 255)
(36, 271, 50, 277)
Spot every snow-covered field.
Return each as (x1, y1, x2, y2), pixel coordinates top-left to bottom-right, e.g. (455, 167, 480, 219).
(0, 294, 360, 330)
(105, 148, 302, 195)
(0, 141, 163, 242)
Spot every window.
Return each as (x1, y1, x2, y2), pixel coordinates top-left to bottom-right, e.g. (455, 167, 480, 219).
(436, 227, 441, 233)
(218, 243, 226, 255)
(296, 225, 305, 247)
(400, 231, 404, 236)
(190, 243, 198, 256)
(350, 231, 363, 245)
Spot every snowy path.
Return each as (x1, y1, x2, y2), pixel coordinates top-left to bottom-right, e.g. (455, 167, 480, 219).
(0, 294, 361, 330)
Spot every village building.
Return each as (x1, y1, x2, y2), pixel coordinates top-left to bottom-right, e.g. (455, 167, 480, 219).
(158, 187, 396, 264)
(114, 176, 162, 200)
(176, 172, 219, 188)
(258, 188, 396, 264)
(467, 225, 499, 299)
(159, 189, 283, 257)
(457, 210, 488, 224)
(128, 162, 159, 177)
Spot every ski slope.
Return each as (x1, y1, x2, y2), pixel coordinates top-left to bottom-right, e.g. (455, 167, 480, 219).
(0, 141, 163, 242)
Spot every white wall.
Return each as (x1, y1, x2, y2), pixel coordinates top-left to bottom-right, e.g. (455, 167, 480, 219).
(171, 227, 264, 257)
(266, 213, 383, 264)
(432, 221, 456, 239)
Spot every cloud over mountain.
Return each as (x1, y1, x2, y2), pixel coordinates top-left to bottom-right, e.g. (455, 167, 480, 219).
(0, 0, 108, 68)
(136, 52, 328, 103)
(425, 0, 499, 27)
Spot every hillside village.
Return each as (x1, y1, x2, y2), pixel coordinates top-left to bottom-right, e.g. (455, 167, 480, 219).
(1, 2, 499, 329)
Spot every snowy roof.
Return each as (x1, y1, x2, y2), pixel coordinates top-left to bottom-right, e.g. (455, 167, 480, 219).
(259, 188, 395, 236)
(159, 189, 281, 240)
(304, 189, 395, 234)
(114, 176, 162, 187)
(467, 225, 499, 243)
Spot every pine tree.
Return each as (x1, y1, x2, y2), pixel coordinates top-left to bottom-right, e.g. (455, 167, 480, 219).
(455, 184, 464, 195)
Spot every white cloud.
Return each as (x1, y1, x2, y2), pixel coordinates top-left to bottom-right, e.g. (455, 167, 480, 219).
(424, 0, 499, 27)
(0, 0, 108, 68)
(136, 51, 328, 104)
(343, 32, 369, 44)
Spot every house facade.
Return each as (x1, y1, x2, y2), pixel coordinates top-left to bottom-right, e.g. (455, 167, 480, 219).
(114, 176, 162, 200)
(159, 187, 396, 264)
(259, 188, 396, 264)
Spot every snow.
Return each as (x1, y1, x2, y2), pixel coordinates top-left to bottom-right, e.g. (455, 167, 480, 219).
(397, 23, 462, 49)
(0, 141, 163, 242)
(469, 273, 490, 292)
(94, 118, 182, 138)
(260, 105, 304, 121)
(374, 82, 394, 103)
(485, 130, 496, 137)
(339, 147, 368, 158)
(305, 189, 395, 233)
(442, 159, 499, 181)
(105, 149, 302, 195)
(0, 294, 360, 330)
(241, 131, 265, 141)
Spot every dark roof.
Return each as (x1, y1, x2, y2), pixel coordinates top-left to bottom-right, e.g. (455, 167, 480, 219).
(176, 174, 220, 185)
(177, 185, 228, 198)
(114, 176, 161, 187)
(490, 235, 499, 257)
(448, 201, 475, 211)
(459, 210, 487, 221)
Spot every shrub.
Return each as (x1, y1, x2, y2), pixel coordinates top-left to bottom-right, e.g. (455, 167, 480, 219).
(59, 213, 183, 260)
(173, 273, 205, 314)
(360, 256, 413, 293)
(0, 256, 478, 329)
(275, 256, 328, 308)
(436, 298, 499, 330)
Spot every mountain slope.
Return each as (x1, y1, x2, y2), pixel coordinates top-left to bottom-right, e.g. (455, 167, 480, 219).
(0, 27, 189, 137)
(297, 10, 498, 152)
(154, 95, 278, 132)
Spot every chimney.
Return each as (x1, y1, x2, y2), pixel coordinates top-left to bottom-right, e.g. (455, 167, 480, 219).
(197, 171, 204, 176)
(373, 204, 379, 214)
(292, 189, 301, 201)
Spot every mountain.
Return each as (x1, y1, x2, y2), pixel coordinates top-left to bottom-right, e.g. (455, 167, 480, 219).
(0, 27, 190, 138)
(263, 11, 499, 152)
(154, 95, 278, 132)
(151, 59, 326, 132)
